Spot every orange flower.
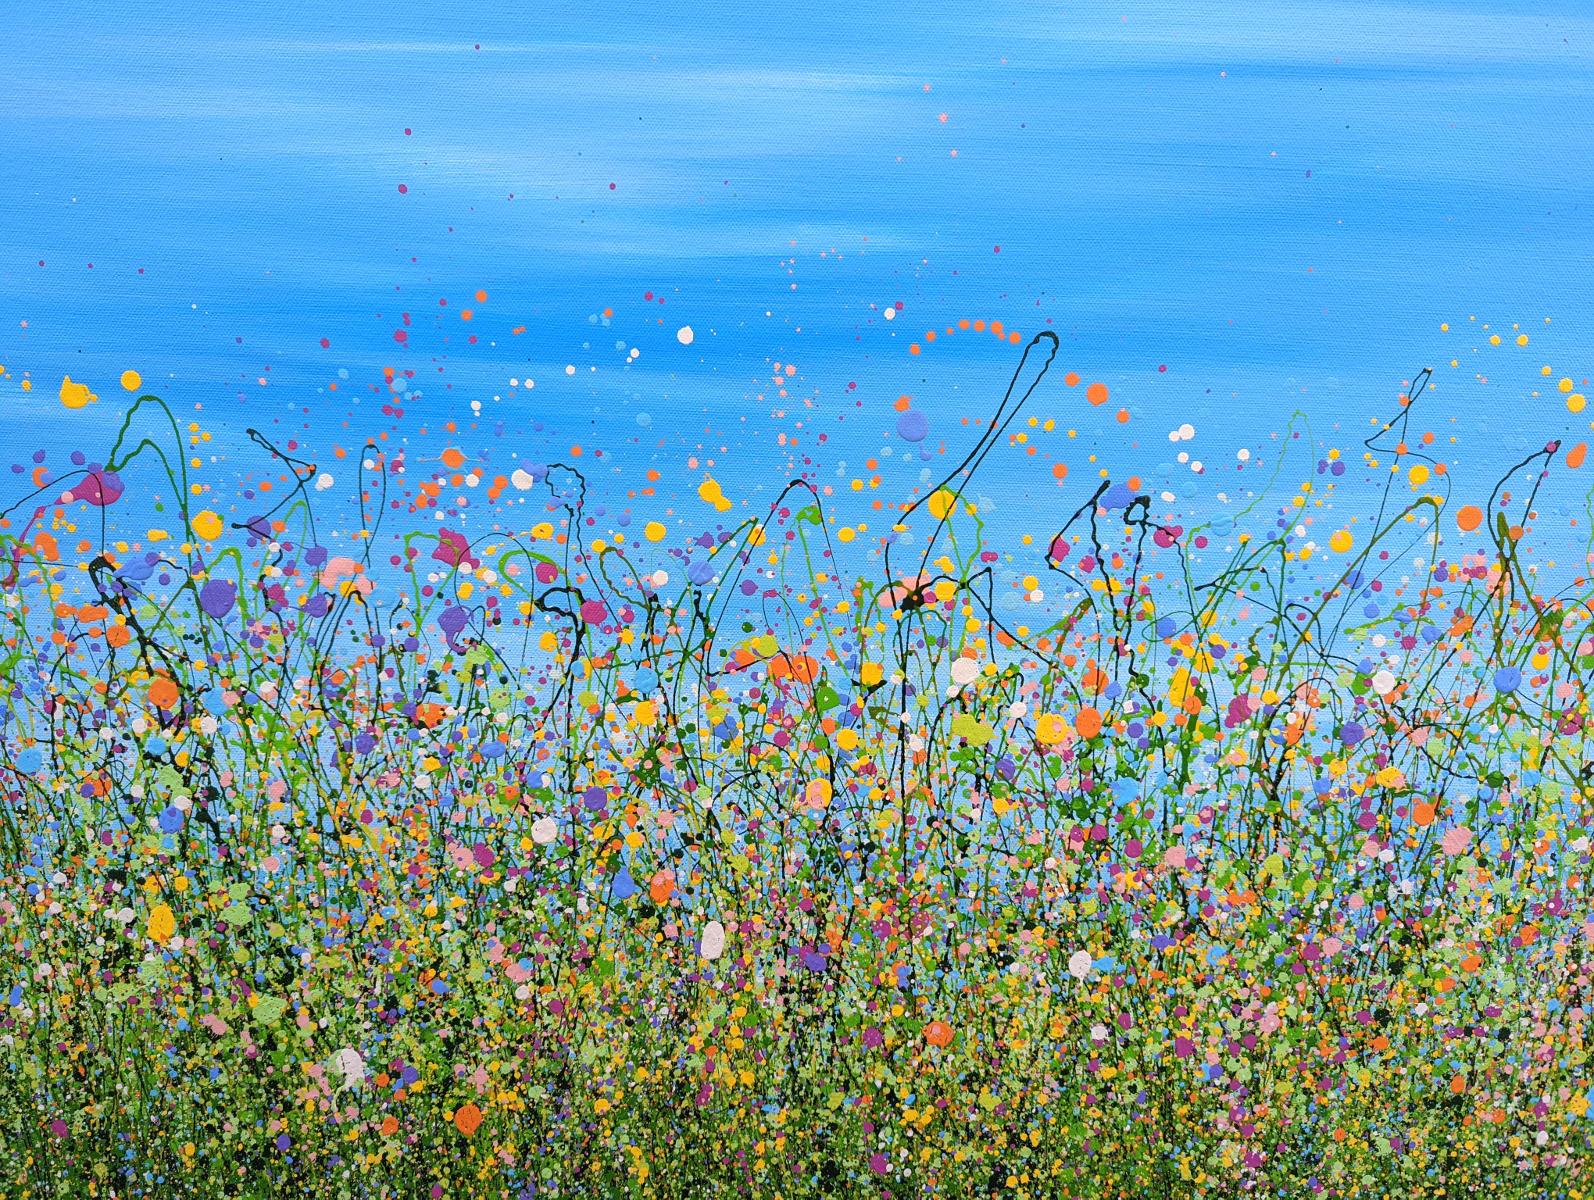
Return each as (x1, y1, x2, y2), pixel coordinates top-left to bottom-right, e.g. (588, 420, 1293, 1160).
(649, 870, 676, 905)
(148, 677, 180, 710)
(453, 1102, 483, 1137)
(924, 1020, 954, 1048)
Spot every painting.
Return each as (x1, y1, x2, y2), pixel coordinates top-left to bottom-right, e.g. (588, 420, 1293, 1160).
(2, 1, 1591, 1195)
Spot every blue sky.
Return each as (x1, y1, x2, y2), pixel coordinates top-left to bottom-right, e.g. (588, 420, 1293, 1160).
(1, 0, 1591, 564)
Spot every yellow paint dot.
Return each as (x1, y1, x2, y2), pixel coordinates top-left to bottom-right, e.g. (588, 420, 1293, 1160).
(1561, 378, 1575, 393)
(1570, 393, 1587, 415)
(147, 903, 175, 945)
(190, 510, 224, 541)
(644, 521, 666, 542)
(1329, 529, 1353, 553)
(120, 370, 142, 392)
(59, 376, 97, 409)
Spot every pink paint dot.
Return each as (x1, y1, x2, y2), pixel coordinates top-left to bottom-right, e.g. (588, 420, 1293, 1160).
(397, 183, 408, 193)
(393, 330, 408, 343)
(609, 182, 616, 190)
(1158, 364, 1167, 372)
(404, 127, 412, 135)
(993, 245, 1000, 253)
(319, 338, 330, 349)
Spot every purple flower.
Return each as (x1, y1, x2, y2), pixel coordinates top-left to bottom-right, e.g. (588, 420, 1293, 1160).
(198, 579, 236, 619)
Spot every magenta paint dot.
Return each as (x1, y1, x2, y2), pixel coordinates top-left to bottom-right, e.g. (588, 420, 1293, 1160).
(580, 600, 608, 625)
(397, 183, 408, 193)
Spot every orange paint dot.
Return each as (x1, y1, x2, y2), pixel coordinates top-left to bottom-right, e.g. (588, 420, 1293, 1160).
(958, 318, 971, 330)
(1456, 505, 1483, 532)
(1051, 462, 1069, 479)
(1568, 442, 1588, 469)
(453, 1102, 483, 1137)
(460, 309, 473, 321)
(924, 1020, 954, 1048)
(972, 320, 986, 332)
(1412, 801, 1436, 827)
(894, 395, 912, 411)
(149, 677, 180, 710)
(1008, 330, 1021, 343)
(474, 289, 488, 302)
(441, 447, 465, 470)
(1064, 371, 1080, 387)
(1115, 408, 1130, 424)
(1086, 382, 1109, 406)
(909, 344, 921, 355)
(990, 320, 1004, 338)
(924, 330, 936, 342)
(1075, 707, 1103, 738)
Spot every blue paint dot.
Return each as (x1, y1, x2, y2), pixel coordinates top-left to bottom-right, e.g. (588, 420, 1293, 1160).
(897, 410, 929, 442)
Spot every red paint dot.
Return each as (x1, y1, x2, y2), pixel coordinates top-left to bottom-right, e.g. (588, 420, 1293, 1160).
(394, 330, 408, 343)
(397, 183, 408, 193)
(993, 245, 1000, 253)
(320, 338, 330, 349)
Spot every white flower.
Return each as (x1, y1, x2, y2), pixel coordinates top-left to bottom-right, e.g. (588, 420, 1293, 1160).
(700, 920, 726, 961)
(531, 817, 558, 846)
(1068, 949, 1094, 980)
(333, 1047, 365, 1088)
(949, 658, 980, 686)
(1371, 670, 1397, 696)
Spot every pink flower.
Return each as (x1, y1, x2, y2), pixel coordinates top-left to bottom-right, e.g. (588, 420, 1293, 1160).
(1441, 825, 1473, 856)
(432, 528, 478, 569)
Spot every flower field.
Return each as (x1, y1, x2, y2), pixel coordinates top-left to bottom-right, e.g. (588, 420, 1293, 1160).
(1, 336, 1591, 1197)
